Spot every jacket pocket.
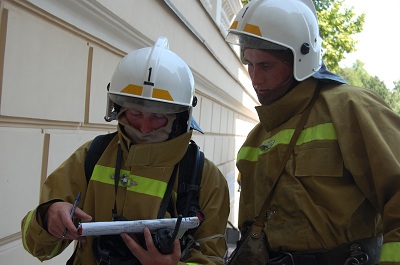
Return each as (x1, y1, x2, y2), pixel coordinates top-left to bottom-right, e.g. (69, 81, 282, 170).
(294, 141, 343, 177)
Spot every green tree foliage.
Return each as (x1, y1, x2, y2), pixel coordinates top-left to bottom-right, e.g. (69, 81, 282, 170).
(389, 81, 400, 114)
(338, 60, 366, 87)
(339, 60, 400, 114)
(314, 0, 365, 73)
(240, 0, 365, 73)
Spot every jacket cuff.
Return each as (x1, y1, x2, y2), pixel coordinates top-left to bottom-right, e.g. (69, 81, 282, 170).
(33, 199, 64, 243)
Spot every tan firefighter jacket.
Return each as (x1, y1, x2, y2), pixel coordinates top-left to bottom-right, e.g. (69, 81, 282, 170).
(236, 78, 400, 263)
(22, 129, 230, 265)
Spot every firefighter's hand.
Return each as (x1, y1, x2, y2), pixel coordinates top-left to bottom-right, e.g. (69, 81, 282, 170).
(121, 227, 181, 265)
(45, 201, 92, 240)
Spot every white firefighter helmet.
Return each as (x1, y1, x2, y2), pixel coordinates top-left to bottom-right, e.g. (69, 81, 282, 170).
(105, 37, 195, 123)
(226, 0, 322, 81)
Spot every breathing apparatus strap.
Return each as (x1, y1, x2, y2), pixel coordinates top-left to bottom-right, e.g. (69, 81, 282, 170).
(112, 143, 123, 220)
(158, 164, 179, 219)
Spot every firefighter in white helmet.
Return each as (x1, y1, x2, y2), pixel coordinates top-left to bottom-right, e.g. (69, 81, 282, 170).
(226, 0, 400, 264)
(105, 36, 202, 139)
(22, 37, 229, 265)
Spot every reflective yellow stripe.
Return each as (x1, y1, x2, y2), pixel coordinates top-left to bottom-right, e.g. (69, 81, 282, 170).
(36, 241, 62, 261)
(380, 242, 400, 262)
(237, 146, 259, 162)
(237, 123, 337, 162)
(35, 241, 62, 260)
(22, 210, 35, 253)
(297, 123, 337, 144)
(91, 165, 168, 199)
(45, 241, 63, 260)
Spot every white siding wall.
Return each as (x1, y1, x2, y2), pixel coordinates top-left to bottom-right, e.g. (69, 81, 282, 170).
(0, 0, 258, 263)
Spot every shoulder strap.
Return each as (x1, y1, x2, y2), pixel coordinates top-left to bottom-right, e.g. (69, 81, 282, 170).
(157, 164, 179, 219)
(251, 83, 322, 237)
(84, 131, 118, 182)
(68, 132, 116, 265)
(157, 140, 204, 219)
(176, 140, 205, 260)
(177, 140, 205, 219)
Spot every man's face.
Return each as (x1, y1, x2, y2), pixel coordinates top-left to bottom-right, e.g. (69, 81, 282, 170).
(243, 49, 293, 105)
(125, 109, 168, 133)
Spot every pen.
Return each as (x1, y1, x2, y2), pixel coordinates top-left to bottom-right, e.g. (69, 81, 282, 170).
(62, 191, 81, 238)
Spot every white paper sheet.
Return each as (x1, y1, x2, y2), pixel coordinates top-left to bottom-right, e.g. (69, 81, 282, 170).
(78, 217, 200, 237)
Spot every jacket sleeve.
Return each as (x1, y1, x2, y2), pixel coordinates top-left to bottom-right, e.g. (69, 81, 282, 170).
(180, 158, 230, 265)
(21, 201, 70, 261)
(21, 141, 91, 261)
(327, 86, 400, 264)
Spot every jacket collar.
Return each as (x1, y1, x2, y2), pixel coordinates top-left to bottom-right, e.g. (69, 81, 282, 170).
(255, 78, 319, 132)
(118, 128, 193, 167)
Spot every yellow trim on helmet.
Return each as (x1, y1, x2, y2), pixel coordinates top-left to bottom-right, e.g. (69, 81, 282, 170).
(230, 21, 238, 29)
(121, 84, 143, 96)
(152, 88, 174, 101)
(243, 23, 262, 36)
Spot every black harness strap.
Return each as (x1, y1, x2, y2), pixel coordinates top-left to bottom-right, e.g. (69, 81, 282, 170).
(157, 164, 179, 219)
(179, 140, 204, 219)
(268, 235, 382, 265)
(84, 131, 117, 183)
(111, 143, 123, 220)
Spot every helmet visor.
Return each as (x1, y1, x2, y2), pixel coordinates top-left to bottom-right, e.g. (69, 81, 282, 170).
(226, 32, 288, 51)
(109, 92, 190, 114)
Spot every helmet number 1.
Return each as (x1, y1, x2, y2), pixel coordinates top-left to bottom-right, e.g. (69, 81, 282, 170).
(144, 67, 154, 86)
